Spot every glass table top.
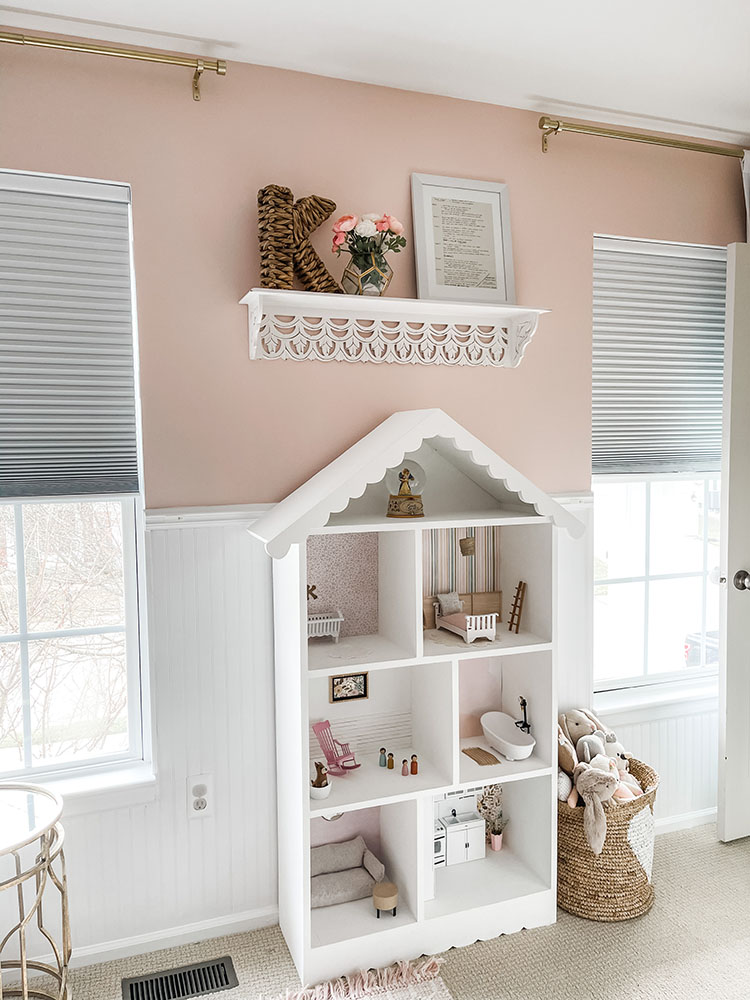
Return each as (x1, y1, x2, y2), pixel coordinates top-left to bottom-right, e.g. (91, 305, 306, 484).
(0, 785, 63, 853)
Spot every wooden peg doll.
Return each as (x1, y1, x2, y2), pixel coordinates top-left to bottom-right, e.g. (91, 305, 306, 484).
(387, 752, 394, 769)
(401, 759, 409, 776)
(379, 748, 387, 767)
(410, 754, 418, 775)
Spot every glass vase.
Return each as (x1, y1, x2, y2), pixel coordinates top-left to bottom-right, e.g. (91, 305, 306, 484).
(341, 253, 393, 296)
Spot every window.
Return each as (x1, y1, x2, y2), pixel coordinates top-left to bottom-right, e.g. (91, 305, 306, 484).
(0, 170, 144, 778)
(593, 476, 720, 691)
(0, 498, 142, 775)
(592, 236, 726, 693)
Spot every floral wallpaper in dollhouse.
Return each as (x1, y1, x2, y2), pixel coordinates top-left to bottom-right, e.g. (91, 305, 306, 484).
(306, 533, 378, 637)
(422, 527, 501, 596)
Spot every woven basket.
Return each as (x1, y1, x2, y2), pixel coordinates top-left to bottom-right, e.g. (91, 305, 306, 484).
(558, 757, 659, 921)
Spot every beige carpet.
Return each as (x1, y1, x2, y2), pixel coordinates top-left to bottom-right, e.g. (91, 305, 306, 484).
(70, 825, 750, 1000)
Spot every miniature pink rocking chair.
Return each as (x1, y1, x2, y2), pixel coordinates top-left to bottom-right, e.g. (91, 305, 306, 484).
(312, 721, 361, 776)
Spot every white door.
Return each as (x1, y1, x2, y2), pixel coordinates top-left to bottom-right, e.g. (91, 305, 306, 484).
(718, 242, 750, 842)
(466, 823, 486, 862)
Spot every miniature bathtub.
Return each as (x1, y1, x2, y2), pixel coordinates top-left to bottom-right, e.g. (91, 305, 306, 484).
(480, 711, 536, 761)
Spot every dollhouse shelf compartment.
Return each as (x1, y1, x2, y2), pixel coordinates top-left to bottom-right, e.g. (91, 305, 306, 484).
(311, 899, 417, 949)
(457, 740, 552, 785)
(308, 756, 451, 818)
(240, 289, 548, 368)
(422, 628, 552, 661)
(425, 847, 548, 920)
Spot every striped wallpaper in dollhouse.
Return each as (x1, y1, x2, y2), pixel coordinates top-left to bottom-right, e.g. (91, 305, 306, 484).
(422, 526, 502, 596)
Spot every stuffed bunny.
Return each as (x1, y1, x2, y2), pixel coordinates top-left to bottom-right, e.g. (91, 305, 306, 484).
(559, 709, 610, 748)
(574, 761, 618, 854)
(603, 732, 629, 770)
(602, 732, 643, 798)
(576, 730, 607, 764)
(557, 725, 578, 777)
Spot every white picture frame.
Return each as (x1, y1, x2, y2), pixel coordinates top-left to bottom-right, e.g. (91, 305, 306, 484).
(411, 173, 515, 304)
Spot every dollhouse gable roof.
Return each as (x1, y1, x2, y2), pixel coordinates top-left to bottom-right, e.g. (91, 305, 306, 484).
(250, 408, 584, 558)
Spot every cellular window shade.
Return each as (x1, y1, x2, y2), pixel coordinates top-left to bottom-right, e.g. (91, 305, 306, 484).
(592, 235, 727, 475)
(0, 171, 139, 498)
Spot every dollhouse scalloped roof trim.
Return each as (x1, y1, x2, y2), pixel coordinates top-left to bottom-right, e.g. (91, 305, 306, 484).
(249, 408, 584, 558)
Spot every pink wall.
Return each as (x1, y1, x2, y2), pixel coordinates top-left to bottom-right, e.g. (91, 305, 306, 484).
(1, 35, 745, 507)
(310, 806, 382, 858)
(459, 659, 500, 738)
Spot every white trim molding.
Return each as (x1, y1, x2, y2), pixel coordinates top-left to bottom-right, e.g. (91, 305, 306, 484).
(68, 906, 278, 969)
(240, 289, 547, 367)
(655, 807, 717, 836)
(145, 504, 271, 529)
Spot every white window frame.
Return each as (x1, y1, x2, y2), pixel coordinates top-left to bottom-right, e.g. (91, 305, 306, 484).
(593, 470, 720, 695)
(0, 494, 147, 780)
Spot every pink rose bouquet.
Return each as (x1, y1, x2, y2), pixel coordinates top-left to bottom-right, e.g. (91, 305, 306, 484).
(331, 212, 407, 294)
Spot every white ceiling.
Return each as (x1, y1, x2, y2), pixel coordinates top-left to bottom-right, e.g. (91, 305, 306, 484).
(2, 0, 749, 144)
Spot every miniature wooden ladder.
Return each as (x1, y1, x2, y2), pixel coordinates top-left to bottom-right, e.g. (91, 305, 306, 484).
(508, 581, 527, 633)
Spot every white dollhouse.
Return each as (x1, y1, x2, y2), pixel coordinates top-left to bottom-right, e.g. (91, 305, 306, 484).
(249, 408, 582, 986)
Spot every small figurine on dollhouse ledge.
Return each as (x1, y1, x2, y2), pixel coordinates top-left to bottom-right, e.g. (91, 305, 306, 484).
(310, 761, 333, 800)
(385, 461, 426, 519)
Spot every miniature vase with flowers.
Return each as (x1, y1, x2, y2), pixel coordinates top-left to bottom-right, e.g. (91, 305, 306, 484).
(332, 212, 407, 295)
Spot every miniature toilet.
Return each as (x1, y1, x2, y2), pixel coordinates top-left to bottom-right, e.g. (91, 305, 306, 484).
(480, 711, 536, 761)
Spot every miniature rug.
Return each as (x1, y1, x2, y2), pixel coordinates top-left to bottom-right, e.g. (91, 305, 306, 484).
(461, 746, 500, 766)
(274, 957, 452, 1000)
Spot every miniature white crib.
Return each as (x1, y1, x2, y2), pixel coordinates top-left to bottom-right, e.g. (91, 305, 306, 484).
(307, 609, 344, 643)
(434, 602, 498, 644)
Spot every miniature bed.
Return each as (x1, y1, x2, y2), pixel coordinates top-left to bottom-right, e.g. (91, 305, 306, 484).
(424, 591, 501, 645)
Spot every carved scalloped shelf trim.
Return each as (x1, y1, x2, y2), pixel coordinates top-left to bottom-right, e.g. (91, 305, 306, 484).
(240, 289, 549, 368)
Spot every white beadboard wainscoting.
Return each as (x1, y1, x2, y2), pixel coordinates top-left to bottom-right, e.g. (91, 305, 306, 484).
(64, 513, 277, 964)
(599, 693, 719, 831)
(8, 497, 717, 967)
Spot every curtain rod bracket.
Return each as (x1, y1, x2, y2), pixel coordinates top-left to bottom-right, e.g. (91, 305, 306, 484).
(193, 60, 204, 101)
(540, 117, 561, 153)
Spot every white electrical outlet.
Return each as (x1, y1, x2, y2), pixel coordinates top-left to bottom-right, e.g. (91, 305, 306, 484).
(187, 773, 213, 819)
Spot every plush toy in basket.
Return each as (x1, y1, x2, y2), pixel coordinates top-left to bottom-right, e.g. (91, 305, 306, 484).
(556, 708, 659, 921)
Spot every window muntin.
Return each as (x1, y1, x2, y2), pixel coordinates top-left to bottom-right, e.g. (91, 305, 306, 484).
(593, 475, 720, 692)
(0, 497, 142, 777)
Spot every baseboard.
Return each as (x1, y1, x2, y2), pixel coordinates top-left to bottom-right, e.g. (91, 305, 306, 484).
(655, 807, 717, 835)
(68, 905, 279, 969)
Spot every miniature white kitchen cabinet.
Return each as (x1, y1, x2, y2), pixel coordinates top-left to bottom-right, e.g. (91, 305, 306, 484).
(249, 407, 582, 986)
(444, 814, 486, 865)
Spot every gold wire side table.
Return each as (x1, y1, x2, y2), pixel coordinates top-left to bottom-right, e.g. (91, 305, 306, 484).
(0, 784, 70, 1000)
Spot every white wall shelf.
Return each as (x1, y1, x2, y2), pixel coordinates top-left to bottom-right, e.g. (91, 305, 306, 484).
(251, 410, 574, 985)
(240, 288, 548, 368)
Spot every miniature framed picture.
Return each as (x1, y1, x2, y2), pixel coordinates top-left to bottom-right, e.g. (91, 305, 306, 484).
(329, 672, 369, 704)
(411, 173, 515, 305)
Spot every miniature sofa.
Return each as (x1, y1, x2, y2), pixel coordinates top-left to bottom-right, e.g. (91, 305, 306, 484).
(310, 835, 386, 909)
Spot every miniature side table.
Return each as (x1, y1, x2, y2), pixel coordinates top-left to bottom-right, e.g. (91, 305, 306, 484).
(373, 881, 398, 918)
(0, 784, 70, 999)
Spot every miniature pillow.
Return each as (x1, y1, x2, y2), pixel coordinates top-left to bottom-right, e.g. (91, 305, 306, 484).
(436, 592, 462, 616)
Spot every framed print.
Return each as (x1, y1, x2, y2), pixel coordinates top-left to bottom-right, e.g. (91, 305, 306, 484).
(411, 173, 515, 304)
(329, 671, 369, 704)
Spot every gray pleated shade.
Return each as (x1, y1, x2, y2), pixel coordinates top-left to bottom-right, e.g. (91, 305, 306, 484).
(0, 171, 139, 498)
(593, 235, 727, 475)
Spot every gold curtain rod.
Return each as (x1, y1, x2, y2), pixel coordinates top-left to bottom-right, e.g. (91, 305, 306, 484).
(0, 30, 227, 101)
(538, 115, 744, 159)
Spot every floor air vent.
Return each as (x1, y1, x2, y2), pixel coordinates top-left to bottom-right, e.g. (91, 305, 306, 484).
(122, 956, 238, 1000)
